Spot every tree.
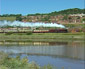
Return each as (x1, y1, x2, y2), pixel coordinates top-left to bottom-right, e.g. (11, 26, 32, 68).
(16, 14, 22, 21)
(82, 18, 85, 23)
(63, 15, 68, 20)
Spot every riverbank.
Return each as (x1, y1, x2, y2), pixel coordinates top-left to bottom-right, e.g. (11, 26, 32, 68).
(0, 32, 84, 42)
(0, 52, 54, 69)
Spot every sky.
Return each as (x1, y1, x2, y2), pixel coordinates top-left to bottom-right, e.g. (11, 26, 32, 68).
(0, 0, 84, 15)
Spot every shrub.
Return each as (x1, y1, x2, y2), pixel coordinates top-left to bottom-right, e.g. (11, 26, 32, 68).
(0, 52, 54, 69)
(41, 64, 53, 69)
(0, 52, 8, 64)
(5, 32, 13, 35)
(26, 32, 32, 35)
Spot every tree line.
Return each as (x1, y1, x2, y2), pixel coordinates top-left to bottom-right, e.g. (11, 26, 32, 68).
(0, 8, 85, 16)
(27, 8, 85, 16)
(0, 8, 85, 21)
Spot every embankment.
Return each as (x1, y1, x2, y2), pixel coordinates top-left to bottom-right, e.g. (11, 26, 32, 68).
(0, 33, 84, 42)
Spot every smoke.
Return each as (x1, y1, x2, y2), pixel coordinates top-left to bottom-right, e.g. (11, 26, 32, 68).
(0, 20, 65, 28)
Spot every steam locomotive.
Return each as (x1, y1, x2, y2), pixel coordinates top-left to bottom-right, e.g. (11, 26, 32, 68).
(33, 29, 68, 33)
(0, 28, 68, 33)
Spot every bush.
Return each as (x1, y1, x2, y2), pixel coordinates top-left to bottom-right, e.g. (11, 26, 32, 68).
(41, 64, 53, 69)
(0, 65, 8, 69)
(0, 52, 54, 69)
(1, 56, 40, 69)
(5, 32, 13, 35)
(0, 52, 8, 64)
(26, 32, 32, 35)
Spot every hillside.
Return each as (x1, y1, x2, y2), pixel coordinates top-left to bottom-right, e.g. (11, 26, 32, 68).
(0, 8, 85, 23)
(27, 8, 85, 16)
(48, 8, 85, 16)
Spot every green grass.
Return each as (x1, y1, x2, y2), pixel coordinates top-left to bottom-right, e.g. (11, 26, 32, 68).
(0, 33, 84, 42)
(63, 23, 85, 28)
(0, 17, 16, 21)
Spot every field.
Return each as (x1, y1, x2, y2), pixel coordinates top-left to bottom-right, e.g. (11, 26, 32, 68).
(0, 32, 84, 42)
(0, 17, 16, 21)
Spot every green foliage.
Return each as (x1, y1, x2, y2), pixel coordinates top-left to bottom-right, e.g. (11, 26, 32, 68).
(48, 11, 58, 16)
(0, 14, 22, 17)
(48, 8, 85, 15)
(82, 18, 85, 21)
(1, 25, 14, 28)
(41, 16, 50, 21)
(0, 53, 39, 69)
(26, 32, 32, 35)
(0, 8, 84, 21)
(5, 32, 13, 35)
(0, 14, 22, 21)
(2, 57, 28, 69)
(0, 52, 8, 64)
(57, 8, 85, 15)
(0, 65, 8, 69)
(0, 52, 55, 69)
(0, 17, 16, 21)
(16, 14, 22, 21)
(63, 15, 68, 20)
(42, 64, 53, 69)
(64, 24, 85, 28)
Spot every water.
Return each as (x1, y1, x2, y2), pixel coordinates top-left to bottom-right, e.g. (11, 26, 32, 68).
(0, 41, 84, 69)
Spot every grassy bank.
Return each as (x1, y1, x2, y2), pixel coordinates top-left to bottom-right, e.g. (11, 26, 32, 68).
(0, 17, 16, 21)
(0, 52, 54, 69)
(63, 23, 85, 28)
(0, 32, 84, 42)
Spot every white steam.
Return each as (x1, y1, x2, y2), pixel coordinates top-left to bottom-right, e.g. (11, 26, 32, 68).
(0, 21, 65, 28)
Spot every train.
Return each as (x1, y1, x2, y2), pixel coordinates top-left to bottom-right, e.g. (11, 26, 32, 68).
(0, 28, 68, 33)
(33, 29, 68, 33)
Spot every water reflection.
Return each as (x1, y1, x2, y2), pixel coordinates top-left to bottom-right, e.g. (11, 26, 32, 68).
(0, 41, 84, 60)
(0, 41, 68, 46)
(0, 41, 84, 69)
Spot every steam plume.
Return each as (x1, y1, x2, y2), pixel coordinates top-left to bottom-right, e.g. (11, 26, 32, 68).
(0, 21, 65, 28)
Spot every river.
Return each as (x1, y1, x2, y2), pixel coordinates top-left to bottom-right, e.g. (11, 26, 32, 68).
(0, 41, 84, 69)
